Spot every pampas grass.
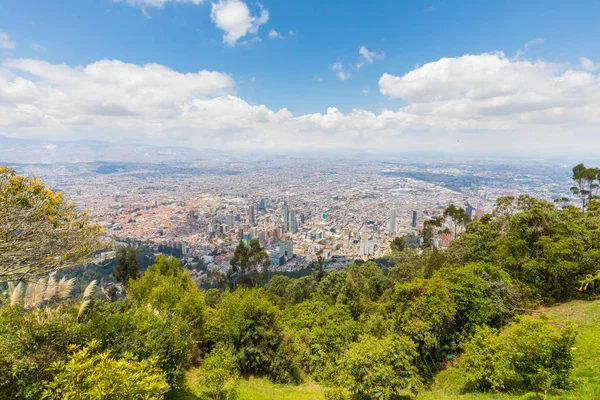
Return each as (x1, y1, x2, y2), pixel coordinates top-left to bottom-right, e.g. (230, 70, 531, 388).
(10, 282, 22, 307)
(78, 299, 91, 320)
(44, 275, 58, 302)
(83, 280, 97, 299)
(23, 278, 46, 310)
(58, 277, 75, 300)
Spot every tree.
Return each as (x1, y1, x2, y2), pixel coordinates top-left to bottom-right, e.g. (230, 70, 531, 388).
(570, 163, 599, 212)
(228, 239, 270, 288)
(311, 255, 326, 283)
(421, 216, 443, 249)
(41, 341, 169, 400)
(339, 335, 423, 398)
(0, 168, 105, 283)
(443, 204, 471, 237)
(390, 236, 407, 252)
(113, 246, 139, 286)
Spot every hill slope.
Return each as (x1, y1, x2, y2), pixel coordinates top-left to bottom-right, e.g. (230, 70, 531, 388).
(180, 299, 600, 400)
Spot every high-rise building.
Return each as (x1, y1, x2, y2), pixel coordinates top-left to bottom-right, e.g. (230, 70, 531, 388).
(411, 211, 417, 228)
(465, 203, 475, 219)
(290, 209, 298, 233)
(286, 239, 294, 258)
(249, 204, 255, 224)
(243, 233, 251, 247)
(282, 201, 289, 232)
(226, 212, 234, 228)
(389, 209, 397, 236)
(260, 198, 267, 210)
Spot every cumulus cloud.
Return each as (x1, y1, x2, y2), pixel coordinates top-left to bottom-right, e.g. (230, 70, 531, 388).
(268, 29, 282, 39)
(330, 61, 351, 80)
(580, 57, 599, 71)
(210, 0, 269, 46)
(1, 54, 600, 154)
(0, 32, 16, 50)
(356, 46, 384, 69)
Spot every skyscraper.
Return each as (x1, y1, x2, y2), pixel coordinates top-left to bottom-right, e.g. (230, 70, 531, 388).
(389, 209, 397, 236)
(465, 203, 474, 219)
(411, 211, 417, 228)
(282, 201, 289, 232)
(249, 204, 255, 224)
(290, 209, 298, 233)
(226, 212, 234, 228)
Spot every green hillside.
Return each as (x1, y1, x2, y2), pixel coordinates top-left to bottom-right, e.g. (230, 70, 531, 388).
(182, 299, 600, 400)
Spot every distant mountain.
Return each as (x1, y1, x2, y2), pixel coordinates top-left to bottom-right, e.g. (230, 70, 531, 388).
(0, 135, 211, 164)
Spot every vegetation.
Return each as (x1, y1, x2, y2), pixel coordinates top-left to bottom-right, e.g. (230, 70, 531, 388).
(2, 166, 600, 399)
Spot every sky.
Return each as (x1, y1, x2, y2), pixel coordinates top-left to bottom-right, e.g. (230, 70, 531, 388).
(0, 0, 599, 155)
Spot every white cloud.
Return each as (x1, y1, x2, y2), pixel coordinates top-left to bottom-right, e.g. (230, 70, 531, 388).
(0, 32, 16, 50)
(356, 46, 384, 69)
(330, 61, 351, 81)
(112, 0, 204, 7)
(1, 54, 600, 154)
(580, 57, 599, 71)
(210, 0, 268, 46)
(524, 37, 544, 50)
(314, 74, 323, 82)
(268, 29, 282, 39)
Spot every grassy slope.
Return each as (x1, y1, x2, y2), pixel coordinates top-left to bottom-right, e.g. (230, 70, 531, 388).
(181, 299, 600, 400)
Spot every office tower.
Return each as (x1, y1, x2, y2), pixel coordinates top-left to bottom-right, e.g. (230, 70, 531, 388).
(465, 203, 475, 219)
(249, 204, 255, 224)
(290, 209, 298, 233)
(411, 211, 417, 228)
(286, 239, 293, 258)
(282, 201, 289, 232)
(260, 198, 267, 210)
(243, 233, 251, 247)
(389, 209, 397, 236)
(279, 241, 286, 258)
(226, 212, 234, 228)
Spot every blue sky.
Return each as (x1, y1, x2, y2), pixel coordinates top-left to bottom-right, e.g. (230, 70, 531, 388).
(0, 0, 599, 154)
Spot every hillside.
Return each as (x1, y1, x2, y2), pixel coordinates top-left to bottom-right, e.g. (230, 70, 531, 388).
(181, 299, 600, 400)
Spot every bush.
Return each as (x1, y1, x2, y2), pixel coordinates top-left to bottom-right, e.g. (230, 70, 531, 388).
(41, 341, 169, 399)
(199, 347, 239, 400)
(323, 388, 349, 400)
(460, 316, 577, 394)
(339, 335, 423, 399)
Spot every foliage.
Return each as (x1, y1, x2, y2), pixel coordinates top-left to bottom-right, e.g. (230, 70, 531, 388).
(390, 277, 456, 355)
(570, 163, 599, 212)
(113, 245, 139, 286)
(0, 167, 105, 283)
(460, 317, 577, 394)
(339, 335, 424, 399)
(128, 255, 205, 345)
(41, 341, 169, 400)
(215, 289, 297, 383)
(229, 239, 270, 288)
(443, 204, 471, 237)
(199, 347, 239, 400)
(390, 236, 407, 252)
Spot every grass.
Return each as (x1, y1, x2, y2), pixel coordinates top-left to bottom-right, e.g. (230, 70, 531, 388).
(179, 299, 600, 400)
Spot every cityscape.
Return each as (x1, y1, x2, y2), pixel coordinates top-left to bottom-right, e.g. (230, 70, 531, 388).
(6, 138, 576, 285)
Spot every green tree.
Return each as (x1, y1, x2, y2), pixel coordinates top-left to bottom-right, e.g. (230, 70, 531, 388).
(199, 347, 239, 400)
(421, 216, 443, 249)
(113, 246, 139, 286)
(228, 239, 270, 288)
(339, 335, 423, 399)
(41, 341, 169, 400)
(443, 204, 471, 237)
(128, 255, 205, 345)
(390, 236, 407, 252)
(0, 168, 105, 283)
(570, 163, 599, 212)
(216, 289, 297, 383)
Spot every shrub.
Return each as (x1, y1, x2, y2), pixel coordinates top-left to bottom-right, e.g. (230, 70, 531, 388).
(460, 316, 577, 394)
(339, 335, 423, 399)
(199, 347, 239, 400)
(41, 341, 169, 399)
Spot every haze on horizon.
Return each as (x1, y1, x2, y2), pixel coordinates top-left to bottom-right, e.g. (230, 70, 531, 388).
(0, 0, 599, 156)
